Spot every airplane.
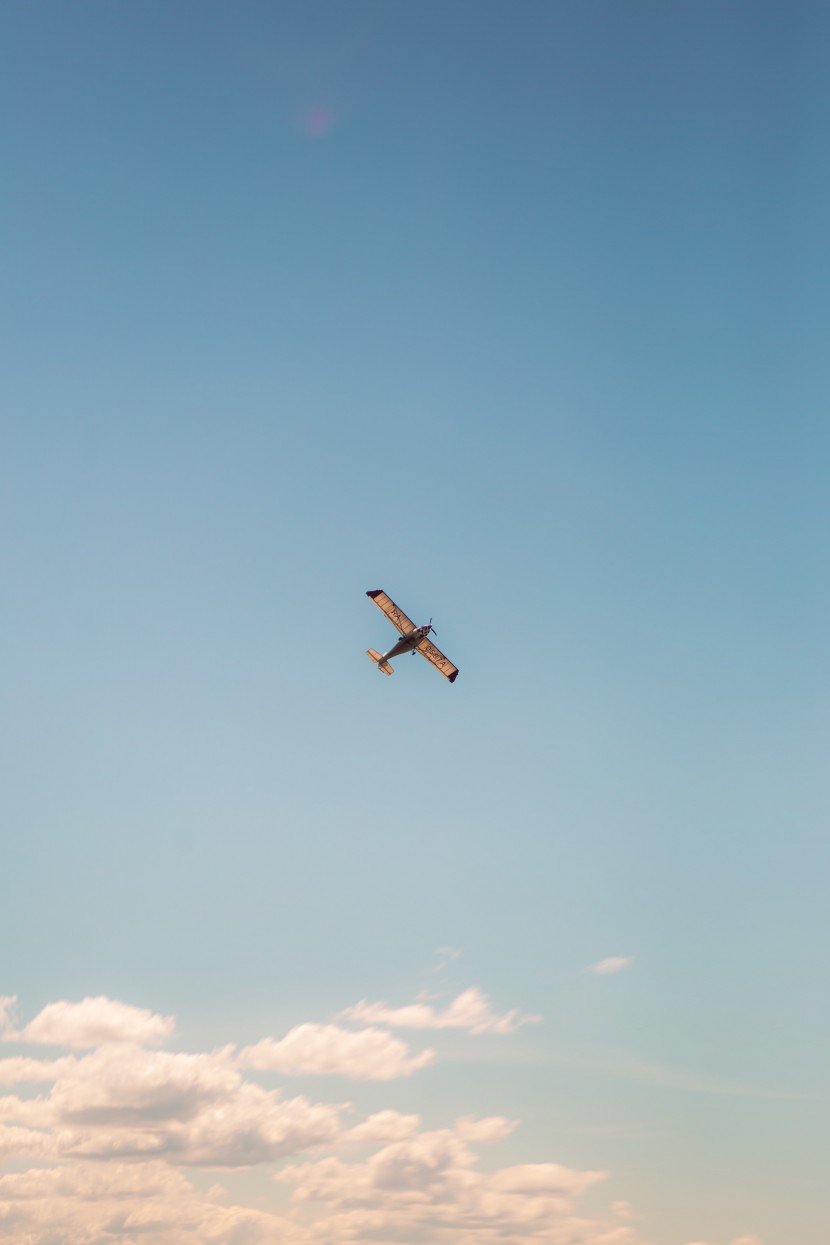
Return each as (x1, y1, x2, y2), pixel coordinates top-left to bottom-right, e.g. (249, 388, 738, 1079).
(365, 589, 459, 682)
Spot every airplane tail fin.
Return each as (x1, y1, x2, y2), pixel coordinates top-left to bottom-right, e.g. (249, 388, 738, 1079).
(366, 649, 394, 676)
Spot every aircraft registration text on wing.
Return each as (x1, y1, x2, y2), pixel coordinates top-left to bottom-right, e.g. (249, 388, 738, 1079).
(365, 590, 459, 683)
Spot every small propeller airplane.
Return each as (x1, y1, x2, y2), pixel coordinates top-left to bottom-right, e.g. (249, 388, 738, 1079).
(365, 589, 459, 682)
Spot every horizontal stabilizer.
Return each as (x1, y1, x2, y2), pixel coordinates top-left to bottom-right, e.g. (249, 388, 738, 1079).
(366, 649, 394, 676)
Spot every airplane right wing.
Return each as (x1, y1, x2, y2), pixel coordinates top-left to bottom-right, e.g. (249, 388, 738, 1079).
(366, 590, 416, 635)
(416, 636, 459, 683)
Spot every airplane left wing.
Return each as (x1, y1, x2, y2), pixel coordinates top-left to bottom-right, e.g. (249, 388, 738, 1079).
(366, 590, 416, 635)
(417, 637, 459, 683)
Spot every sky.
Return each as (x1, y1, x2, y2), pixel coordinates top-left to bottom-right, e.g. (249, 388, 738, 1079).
(1, 2, 828, 1243)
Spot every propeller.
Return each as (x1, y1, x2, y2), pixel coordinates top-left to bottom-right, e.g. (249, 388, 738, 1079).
(428, 617, 437, 637)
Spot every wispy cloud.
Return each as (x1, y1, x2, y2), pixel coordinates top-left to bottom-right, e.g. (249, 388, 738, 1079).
(612, 1200, 640, 1220)
(552, 1044, 793, 1099)
(432, 945, 462, 973)
(587, 957, 633, 975)
(684, 1239, 764, 1245)
(0, 999, 16, 1036)
(339, 987, 540, 1035)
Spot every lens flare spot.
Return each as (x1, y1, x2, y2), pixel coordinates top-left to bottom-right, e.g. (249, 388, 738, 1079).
(302, 106, 337, 139)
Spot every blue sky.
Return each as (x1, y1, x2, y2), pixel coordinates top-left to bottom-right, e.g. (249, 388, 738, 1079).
(1, 4, 828, 1244)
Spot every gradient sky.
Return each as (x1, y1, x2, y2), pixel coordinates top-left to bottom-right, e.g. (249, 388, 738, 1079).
(1, 3, 828, 1244)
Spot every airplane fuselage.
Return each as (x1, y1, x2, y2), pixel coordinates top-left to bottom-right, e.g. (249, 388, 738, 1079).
(381, 625, 432, 662)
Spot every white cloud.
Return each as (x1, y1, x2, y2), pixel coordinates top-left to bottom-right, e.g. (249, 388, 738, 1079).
(0, 1054, 75, 1084)
(239, 1023, 435, 1080)
(278, 1130, 480, 1205)
(49, 1044, 240, 1126)
(0, 1160, 298, 1245)
(166, 1080, 341, 1168)
(339, 986, 540, 1035)
(454, 1114, 517, 1142)
(488, 1162, 605, 1198)
(277, 1130, 625, 1244)
(0, 1094, 53, 1127)
(0, 1104, 645, 1245)
(346, 1111, 421, 1143)
(0, 989, 761, 1245)
(14, 996, 176, 1047)
(0, 1042, 342, 1169)
(588, 958, 633, 975)
(3, 1133, 742, 1245)
(0, 1123, 55, 1161)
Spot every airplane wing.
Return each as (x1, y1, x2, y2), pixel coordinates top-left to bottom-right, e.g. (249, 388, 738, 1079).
(417, 636, 459, 683)
(366, 589, 416, 635)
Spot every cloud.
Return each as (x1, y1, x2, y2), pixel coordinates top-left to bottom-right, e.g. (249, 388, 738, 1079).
(0, 1094, 53, 1127)
(49, 1044, 240, 1127)
(345, 1111, 421, 1143)
(684, 1239, 764, 1245)
(339, 986, 540, 1035)
(487, 1161, 606, 1199)
(278, 1130, 483, 1205)
(1, 1042, 342, 1169)
(555, 1045, 787, 1098)
(0, 1054, 74, 1084)
(0, 1123, 56, 1161)
(0, 999, 16, 1036)
(0, 1160, 296, 1245)
(588, 958, 633, 975)
(9, 996, 176, 1047)
(277, 1129, 621, 1244)
(5, 1133, 759, 1245)
(612, 1200, 639, 1220)
(433, 945, 463, 972)
(239, 1023, 435, 1080)
(454, 1114, 517, 1142)
(0, 990, 763, 1245)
